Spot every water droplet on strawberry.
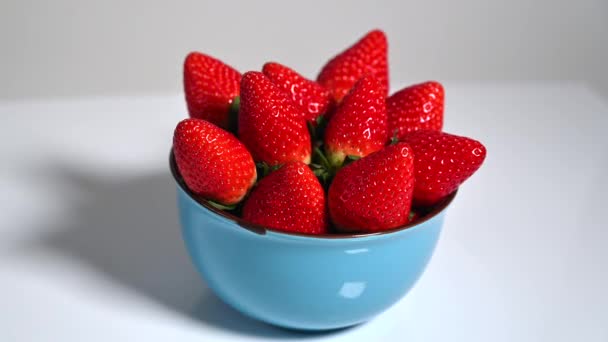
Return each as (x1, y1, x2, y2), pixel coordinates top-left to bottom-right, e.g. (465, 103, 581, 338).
(419, 114, 431, 123)
(363, 128, 371, 139)
(423, 102, 433, 113)
(205, 134, 217, 143)
(308, 102, 320, 114)
(290, 83, 299, 96)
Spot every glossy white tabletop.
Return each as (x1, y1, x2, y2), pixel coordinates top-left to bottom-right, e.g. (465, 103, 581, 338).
(1, 83, 607, 341)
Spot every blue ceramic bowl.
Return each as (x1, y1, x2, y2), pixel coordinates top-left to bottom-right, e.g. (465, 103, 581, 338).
(170, 152, 455, 331)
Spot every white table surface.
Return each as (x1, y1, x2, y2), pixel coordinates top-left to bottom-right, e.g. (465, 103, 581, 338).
(1, 83, 607, 341)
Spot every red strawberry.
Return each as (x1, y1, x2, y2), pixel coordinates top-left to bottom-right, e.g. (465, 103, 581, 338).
(173, 118, 256, 205)
(324, 75, 388, 167)
(262, 62, 333, 122)
(317, 29, 388, 103)
(387, 81, 444, 139)
(328, 143, 415, 232)
(238, 71, 312, 165)
(183, 52, 241, 129)
(242, 162, 327, 235)
(402, 130, 486, 206)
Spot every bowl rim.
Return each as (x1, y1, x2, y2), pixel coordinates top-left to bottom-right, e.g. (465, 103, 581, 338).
(170, 149, 456, 239)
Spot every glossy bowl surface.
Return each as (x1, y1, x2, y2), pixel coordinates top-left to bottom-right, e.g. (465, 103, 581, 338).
(171, 152, 454, 330)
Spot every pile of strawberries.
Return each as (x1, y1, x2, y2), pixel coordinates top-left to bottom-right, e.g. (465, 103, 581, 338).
(173, 29, 486, 235)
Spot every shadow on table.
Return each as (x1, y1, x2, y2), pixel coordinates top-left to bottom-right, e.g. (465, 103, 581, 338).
(20, 163, 349, 339)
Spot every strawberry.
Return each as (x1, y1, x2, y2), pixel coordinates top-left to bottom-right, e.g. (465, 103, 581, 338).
(242, 162, 327, 235)
(183, 52, 241, 129)
(324, 75, 388, 167)
(387, 81, 444, 139)
(317, 29, 388, 103)
(328, 143, 415, 232)
(173, 118, 256, 205)
(262, 62, 333, 122)
(402, 130, 486, 206)
(238, 71, 312, 165)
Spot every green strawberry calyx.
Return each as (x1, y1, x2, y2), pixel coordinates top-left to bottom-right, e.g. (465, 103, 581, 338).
(227, 96, 240, 134)
(310, 147, 362, 189)
(389, 130, 400, 145)
(307, 115, 328, 148)
(208, 200, 238, 211)
(255, 161, 282, 179)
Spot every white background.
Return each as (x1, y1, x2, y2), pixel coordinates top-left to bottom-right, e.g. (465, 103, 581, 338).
(1, 0, 607, 100)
